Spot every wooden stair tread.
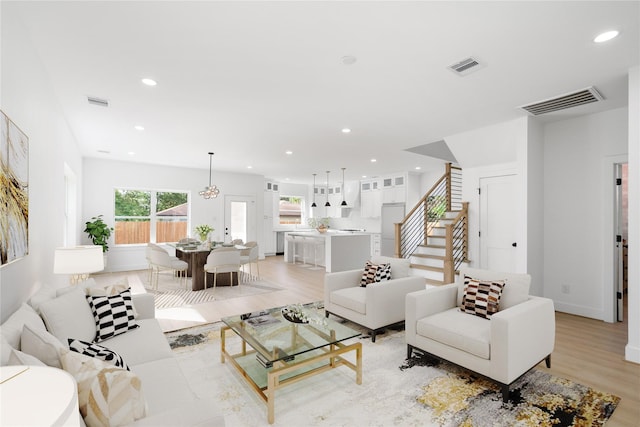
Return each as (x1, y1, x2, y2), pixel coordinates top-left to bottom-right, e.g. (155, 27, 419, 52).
(411, 254, 445, 260)
(410, 263, 444, 272)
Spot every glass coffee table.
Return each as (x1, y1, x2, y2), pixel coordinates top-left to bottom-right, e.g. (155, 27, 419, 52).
(220, 302, 362, 424)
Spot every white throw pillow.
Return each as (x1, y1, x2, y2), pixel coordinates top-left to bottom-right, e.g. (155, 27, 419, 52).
(28, 284, 57, 314)
(59, 348, 147, 427)
(0, 303, 47, 349)
(20, 324, 65, 368)
(1, 332, 14, 365)
(8, 348, 46, 366)
(39, 287, 97, 344)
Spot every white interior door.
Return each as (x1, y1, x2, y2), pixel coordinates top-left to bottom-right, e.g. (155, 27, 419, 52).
(479, 174, 517, 272)
(224, 195, 256, 244)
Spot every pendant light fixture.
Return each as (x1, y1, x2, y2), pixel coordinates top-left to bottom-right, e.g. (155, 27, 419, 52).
(324, 171, 331, 207)
(340, 167, 347, 206)
(311, 173, 317, 208)
(199, 152, 220, 199)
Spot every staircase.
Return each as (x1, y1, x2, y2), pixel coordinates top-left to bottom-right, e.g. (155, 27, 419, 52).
(394, 163, 469, 285)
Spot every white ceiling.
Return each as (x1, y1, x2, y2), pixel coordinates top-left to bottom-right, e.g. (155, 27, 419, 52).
(6, 1, 639, 185)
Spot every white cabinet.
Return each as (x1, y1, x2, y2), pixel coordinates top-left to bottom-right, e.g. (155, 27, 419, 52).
(360, 179, 382, 218)
(382, 174, 407, 203)
(263, 182, 279, 255)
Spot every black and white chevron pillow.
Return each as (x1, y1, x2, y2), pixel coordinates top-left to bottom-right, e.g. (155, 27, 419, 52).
(86, 288, 139, 342)
(68, 338, 130, 371)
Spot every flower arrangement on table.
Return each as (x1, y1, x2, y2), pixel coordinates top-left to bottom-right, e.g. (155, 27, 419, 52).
(281, 303, 327, 326)
(307, 217, 330, 233)
(194, 224, 214, 242)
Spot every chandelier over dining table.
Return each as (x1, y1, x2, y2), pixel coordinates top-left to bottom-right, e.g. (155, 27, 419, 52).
(199, 152, 220, 199)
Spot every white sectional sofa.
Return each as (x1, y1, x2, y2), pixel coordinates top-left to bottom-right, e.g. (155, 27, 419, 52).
(0, 280, 225, 427)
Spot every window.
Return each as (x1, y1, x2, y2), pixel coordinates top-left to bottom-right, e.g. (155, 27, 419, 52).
(114, 189, 188, 244)
(279, 196, 303, 225)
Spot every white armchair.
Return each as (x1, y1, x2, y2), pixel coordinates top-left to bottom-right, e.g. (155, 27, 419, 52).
(324, 256, 426, 342)
(405, 267, 555, 402)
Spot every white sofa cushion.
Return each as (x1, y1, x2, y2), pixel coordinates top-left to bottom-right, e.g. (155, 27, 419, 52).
(130, 358, 196, 416)
(95, 319, 174, 367)
(21, 324, 65, 368)
(39, 287, 97, 344)
(417, 307, 491, 360)
(0, 303, 47, 349)
(330, 287, 367, 315)
(371, 255, 410, 278)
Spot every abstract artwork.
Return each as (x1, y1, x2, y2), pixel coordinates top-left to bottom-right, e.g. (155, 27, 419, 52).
(0, 110, 29, 266)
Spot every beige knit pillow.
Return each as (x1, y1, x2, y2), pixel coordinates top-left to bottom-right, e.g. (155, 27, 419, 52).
(59, 348, 146, 427)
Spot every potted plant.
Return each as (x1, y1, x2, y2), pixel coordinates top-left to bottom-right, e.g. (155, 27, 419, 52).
(84, 215, 114, 253)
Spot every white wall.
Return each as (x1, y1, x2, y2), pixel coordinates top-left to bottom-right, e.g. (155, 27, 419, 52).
(543, 107, 628, 320)
(626, 66, 639, 363)
(0, 10, 84, 321)
(526, 118, 545, 296)
(82, 158, 264, 272)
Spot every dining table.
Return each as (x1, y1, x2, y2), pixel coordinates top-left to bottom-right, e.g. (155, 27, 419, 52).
(173, 244, 242, 291)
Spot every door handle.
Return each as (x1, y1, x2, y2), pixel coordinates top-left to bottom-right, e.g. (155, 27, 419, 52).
(512, 242, 517, 247)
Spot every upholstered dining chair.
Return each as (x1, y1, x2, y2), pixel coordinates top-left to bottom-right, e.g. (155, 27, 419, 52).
(148, 246, 188, 290)
(204, 250, 241, 291)
(239, 242, 259, 280)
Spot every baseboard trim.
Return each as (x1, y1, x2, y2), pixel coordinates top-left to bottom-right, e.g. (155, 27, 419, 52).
(625, 343, 640, 364)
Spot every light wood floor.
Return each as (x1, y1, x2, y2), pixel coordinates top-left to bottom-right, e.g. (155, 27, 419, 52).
(154, 256, 639, 427)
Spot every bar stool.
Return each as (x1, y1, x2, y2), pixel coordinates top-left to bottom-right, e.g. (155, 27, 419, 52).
(305, 236, 324, 270)
(286, 234, 303, 265)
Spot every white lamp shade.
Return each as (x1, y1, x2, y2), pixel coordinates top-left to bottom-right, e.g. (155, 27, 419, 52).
(53, 246, 104, 275)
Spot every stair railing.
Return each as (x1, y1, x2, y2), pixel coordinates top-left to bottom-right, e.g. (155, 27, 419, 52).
(394, 163, 466, 280)
(443, 202, 469, 283)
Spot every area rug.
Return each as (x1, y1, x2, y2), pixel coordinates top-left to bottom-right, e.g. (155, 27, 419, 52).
(165, 323, 620, 427)
(104, 270, 283, 309)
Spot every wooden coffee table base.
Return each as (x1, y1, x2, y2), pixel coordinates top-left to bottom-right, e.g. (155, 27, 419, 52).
(220, 326, 362, 424)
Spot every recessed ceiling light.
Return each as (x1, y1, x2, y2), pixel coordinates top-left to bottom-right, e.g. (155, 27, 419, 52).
(341, 128, 351, 134)
(247, 165, 253, 169)
(341, 55, 357, 65)
(362, 175, 367, 178)
(285, 150, 293, 155)
(134, 125, 145, 131)
(371, 158, 377, 163)
(141, 78, 157, 86)
(415, 166, 421, 170)
(594, 30, 619, 43)
(128, 152, 136, 156)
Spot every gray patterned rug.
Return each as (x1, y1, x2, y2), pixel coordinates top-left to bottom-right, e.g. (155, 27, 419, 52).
(165, 323, 620, 426)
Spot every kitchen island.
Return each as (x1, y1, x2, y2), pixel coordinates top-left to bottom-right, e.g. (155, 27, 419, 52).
(284, 230, 372, 272)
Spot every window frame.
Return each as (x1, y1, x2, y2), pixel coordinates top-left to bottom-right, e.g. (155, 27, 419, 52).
(113, 187, 190, 245)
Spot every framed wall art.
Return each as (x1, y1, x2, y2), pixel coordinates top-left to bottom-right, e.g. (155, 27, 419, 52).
(1, 110, 29, 266)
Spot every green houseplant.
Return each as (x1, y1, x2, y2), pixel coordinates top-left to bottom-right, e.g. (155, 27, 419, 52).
(194, 224, 214, 242)
(84, 215, 114, 253)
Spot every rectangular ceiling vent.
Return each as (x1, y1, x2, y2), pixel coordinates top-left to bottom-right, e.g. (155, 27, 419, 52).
(448, 57, 482, 76)
(520, 87, 604, 116)
(87, 96, 109, 107)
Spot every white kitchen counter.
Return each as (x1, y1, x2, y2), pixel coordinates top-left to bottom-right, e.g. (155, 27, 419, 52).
(284, 230, 372, 272)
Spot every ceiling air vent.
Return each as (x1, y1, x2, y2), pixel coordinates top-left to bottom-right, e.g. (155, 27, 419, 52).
(448, 57, 482, 76)
(520, 87, 604, 116)
(87, 96, 109, 107)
